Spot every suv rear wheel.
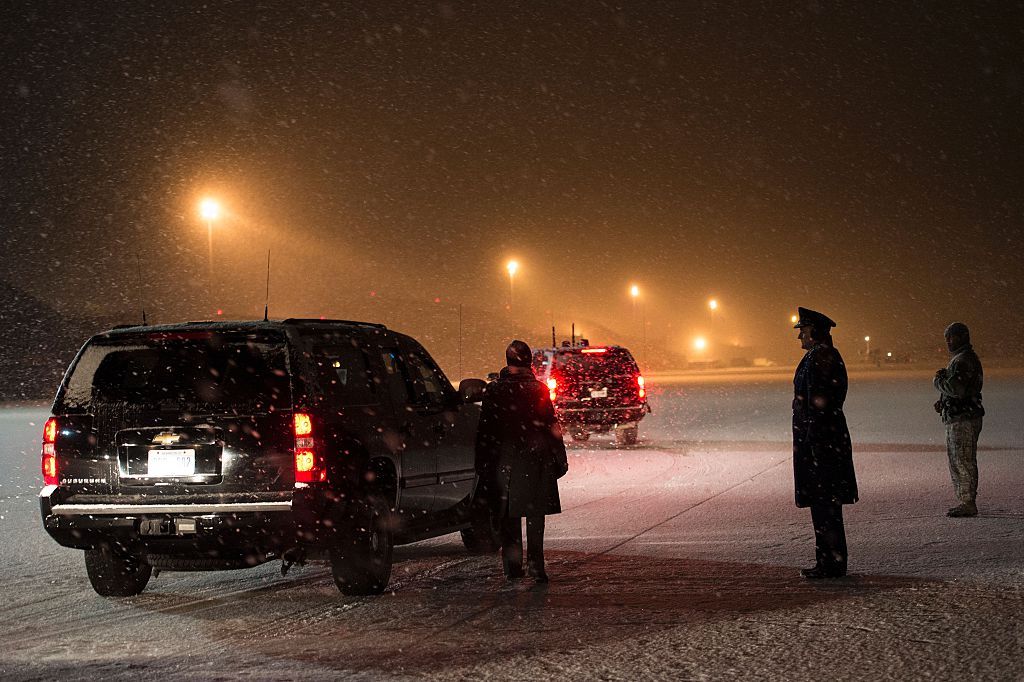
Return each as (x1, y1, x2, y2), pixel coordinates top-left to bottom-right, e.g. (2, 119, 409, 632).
(84, 545, 153, 597)
(615, 427, 638, 446)
(570, 431, 590, 443)
(330, 495, 394, 595)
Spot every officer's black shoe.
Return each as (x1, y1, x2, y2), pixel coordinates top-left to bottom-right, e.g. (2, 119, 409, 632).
(530, 570, 549, 583)
(947, 502, 978, 517)
(800, 565, 846, 579)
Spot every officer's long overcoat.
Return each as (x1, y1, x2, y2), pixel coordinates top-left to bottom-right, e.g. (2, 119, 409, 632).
(792, 341, 858, 507)
(474, 368, 567, 517)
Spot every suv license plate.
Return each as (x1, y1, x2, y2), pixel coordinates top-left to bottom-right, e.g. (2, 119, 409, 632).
(148, 449, 196, 477)
(590, 388, 608, 398)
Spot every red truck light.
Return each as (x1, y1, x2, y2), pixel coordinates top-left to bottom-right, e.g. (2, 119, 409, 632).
(637, 375, 646, 399)
(546, 377, 557, 403)
(42, 417, 59, 486)
(293, 413, 324, 484)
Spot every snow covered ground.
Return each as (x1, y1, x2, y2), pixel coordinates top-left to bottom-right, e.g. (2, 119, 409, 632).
(1, 369, 1021, 680)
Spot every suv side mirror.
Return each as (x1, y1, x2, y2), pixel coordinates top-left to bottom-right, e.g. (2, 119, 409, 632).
(458, 378, 486, 403)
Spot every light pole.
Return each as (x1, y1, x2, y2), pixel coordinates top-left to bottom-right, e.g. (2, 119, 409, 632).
(506, 259, 519, 313)
(628, 284, 646, 366)
(630, 283, 640, 332)
(199, 198, 221, 304)
(864, 335, 871, 358)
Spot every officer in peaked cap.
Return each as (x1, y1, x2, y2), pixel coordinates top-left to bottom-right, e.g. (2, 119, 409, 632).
(793, 307, 836, 331)
(791, 307, 858, 579)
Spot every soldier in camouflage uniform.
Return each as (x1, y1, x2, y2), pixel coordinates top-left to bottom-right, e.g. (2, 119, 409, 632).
(933, 322, 984, 518)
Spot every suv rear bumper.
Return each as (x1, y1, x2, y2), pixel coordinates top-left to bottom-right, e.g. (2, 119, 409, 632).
(39, 485, 347, 553)
(556, 404, 648, 428)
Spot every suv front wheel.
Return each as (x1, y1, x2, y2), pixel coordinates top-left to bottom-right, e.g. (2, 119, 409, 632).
(84, 545, 153, 597)
(330, 495, 394, 595)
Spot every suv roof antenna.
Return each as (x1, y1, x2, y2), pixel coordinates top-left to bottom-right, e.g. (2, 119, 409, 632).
(551, 325, 556, 347)
(135, 254, 148, 326)
(263, 249, 271, 321)
(571, 323, 575, 347)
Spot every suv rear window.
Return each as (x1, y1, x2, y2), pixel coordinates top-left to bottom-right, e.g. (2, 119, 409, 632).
(546, 348, 638, 380)
(58, 332, 291, 412)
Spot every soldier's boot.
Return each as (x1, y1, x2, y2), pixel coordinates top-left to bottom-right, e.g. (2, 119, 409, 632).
(946, 501, 978, 517)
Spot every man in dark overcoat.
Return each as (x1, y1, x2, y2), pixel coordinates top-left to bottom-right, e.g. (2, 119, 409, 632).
(792, 307, 858, 579)
(475, 340, 568, 582)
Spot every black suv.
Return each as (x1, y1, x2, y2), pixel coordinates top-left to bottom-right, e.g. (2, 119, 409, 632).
(39, 319, 496, 597)
(532, 344, 650, 445)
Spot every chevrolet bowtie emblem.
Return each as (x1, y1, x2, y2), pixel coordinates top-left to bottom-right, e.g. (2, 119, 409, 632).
(152, 432, 183, 445)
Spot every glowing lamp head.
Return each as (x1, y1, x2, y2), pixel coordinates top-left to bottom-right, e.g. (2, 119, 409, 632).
(708, 299, 718, 311)
(630, 285, 640, 298)
(199, 198, 221, 221)
(507, 260, 519, 277)
(693, 337, 707, 351)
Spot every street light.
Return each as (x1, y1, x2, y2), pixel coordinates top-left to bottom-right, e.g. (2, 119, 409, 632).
(506, 259, 519, 312)
(693, 336, 707, 351)
(708, 298, 718, 311)
(864, 335, 871, 357)
(198, 198, 221, 304)
(628, 284, 645, 364)
(791, 314, 799, 324)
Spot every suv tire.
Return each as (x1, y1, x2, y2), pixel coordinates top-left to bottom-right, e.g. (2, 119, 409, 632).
(570, 431, 591, 443)
(460, 504, 501, 554)
(84, 546, 152, 597)
(330, 495, 394, 595)
(615, 427, 638, 446)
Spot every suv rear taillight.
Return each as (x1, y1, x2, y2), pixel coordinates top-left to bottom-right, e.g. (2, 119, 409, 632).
(293, 413, 324, 485)
(546, 377, 558, 403)
(637, 375, 646, 400)
(42, 417, 59, 486)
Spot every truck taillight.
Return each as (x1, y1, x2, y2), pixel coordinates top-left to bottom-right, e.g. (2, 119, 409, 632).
(293, 413, 313, 437)
(42, 417, 58, 486)
(637, 375, 646, 399)
(546, 377, 557, 403)
(293, 413, 324, 485)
